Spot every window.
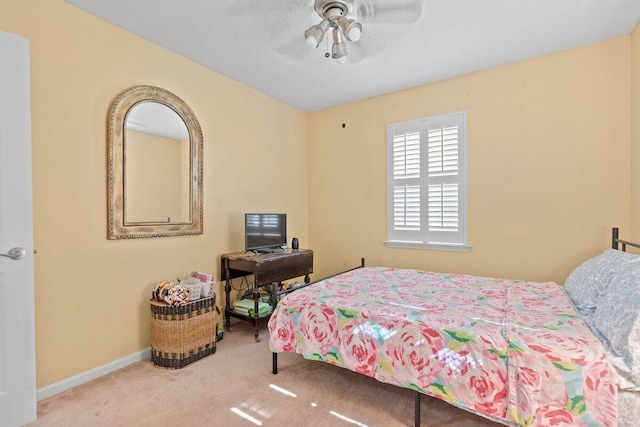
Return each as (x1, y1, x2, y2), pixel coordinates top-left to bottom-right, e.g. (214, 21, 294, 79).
(386, 111, 469, 251)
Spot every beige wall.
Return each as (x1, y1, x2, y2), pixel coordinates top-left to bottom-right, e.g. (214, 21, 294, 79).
(632, 22, 640, 241)
(0, 0, 308, 388)
(308, 37, 631, 284)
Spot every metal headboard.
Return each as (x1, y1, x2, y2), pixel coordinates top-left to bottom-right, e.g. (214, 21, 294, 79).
(612, 227, 640, 252)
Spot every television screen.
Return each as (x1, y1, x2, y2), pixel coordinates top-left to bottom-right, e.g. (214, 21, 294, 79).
(245, 213, 287, 252)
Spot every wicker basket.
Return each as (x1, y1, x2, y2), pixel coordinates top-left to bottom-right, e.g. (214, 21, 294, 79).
(150, 296, 218, 369)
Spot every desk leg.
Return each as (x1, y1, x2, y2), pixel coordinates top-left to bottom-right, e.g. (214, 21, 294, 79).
(224, 258, 232, 331)
(271, 282, 279, 308)
(253, 288, 260, 342)
(304, 274, 310, 284)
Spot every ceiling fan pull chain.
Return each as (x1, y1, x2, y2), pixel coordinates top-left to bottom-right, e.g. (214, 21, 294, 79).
(325, 31, 331, 58)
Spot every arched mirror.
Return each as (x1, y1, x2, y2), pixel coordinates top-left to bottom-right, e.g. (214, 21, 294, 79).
(108, 86, 203, 239)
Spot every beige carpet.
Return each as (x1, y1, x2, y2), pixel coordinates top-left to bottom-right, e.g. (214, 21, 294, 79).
(27, 320, 502, 427)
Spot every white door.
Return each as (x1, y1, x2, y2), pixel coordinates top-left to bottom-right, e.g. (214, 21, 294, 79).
(0, 30, 36, 426)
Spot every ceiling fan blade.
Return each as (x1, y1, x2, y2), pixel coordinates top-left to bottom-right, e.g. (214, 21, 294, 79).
(354, 0, 424, 23)
(224, 1, 314, 30)
(223, 1, 298, 16)
(276, 34, 316, 62)
(344, 41, 369, 64)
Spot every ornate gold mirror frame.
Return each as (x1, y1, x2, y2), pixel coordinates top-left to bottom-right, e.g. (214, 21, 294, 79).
(108, 85, 203, 239)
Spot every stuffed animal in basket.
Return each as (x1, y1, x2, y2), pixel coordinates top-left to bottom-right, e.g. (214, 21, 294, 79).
(152, 280, 189, 306)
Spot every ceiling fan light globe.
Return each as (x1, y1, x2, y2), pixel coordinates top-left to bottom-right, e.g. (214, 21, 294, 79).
(332, 42, 348, 59)
(306, 35, 320, 48)
(337, 17, 362, 42)
(347, 26, 361, 42)
(335, 56, 347, 64)
(304, 26, 324, 48)
(304, 19, 330, 49)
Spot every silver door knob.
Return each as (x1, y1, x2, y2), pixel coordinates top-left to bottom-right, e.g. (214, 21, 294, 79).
(0, 247, 27, 260)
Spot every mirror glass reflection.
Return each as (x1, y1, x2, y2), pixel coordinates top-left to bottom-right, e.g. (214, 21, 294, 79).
(124, 102, 191, 225)
(108, 85, 203, 239)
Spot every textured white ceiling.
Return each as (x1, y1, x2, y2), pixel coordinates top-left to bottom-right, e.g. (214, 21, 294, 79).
(63, 0, 640, 112)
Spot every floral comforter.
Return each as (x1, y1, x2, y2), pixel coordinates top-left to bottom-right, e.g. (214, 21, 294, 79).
(268, 267, 618, 427)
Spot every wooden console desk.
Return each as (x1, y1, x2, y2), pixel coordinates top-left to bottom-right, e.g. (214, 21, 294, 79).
(221, 249, 313, 341)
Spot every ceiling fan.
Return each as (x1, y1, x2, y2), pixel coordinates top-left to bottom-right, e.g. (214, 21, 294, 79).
(303, 0, 423, 64)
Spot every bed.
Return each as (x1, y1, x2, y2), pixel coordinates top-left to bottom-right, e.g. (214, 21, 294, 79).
(268, 228, 640, 426)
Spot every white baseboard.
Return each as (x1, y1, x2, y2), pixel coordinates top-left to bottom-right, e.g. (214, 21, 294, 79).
(36, 347, 151, 401)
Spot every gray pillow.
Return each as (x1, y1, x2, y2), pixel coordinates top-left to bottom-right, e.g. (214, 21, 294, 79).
(588, 264, 640, 386)
(564, 249, 640, 315)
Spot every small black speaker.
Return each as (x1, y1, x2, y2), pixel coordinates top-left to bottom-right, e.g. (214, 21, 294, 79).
(291, 237, 299, 250)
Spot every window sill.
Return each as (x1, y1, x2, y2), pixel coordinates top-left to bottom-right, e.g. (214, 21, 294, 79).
(385, 240, 472, 252)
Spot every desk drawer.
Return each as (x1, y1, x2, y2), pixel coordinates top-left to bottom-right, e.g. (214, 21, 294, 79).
(254, 252, 313, 286)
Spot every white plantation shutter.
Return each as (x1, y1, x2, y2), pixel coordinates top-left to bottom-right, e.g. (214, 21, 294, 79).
(392, 131, 421, 233)
(394, 185, 421, 230)
(387, 112, 468, 250)
(428, 183, 458, 231)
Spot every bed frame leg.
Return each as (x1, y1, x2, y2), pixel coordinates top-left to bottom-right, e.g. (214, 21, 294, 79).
(414, 391, 420, 427)
(272, 352, 278, 375)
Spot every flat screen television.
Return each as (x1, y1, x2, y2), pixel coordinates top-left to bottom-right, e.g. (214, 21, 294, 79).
(245, 213, 287, 252)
